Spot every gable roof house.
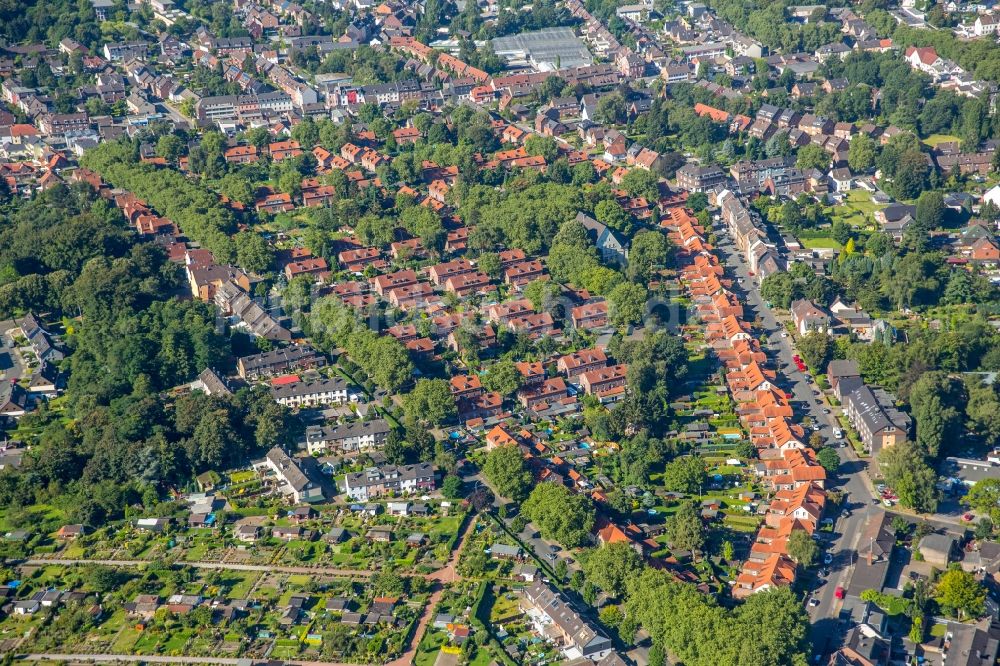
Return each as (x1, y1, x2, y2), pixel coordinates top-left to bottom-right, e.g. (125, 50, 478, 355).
(843, 385, 910, 455)
(260, 447, 325, 503)
(790, 299, 831, 337)
(343, 463, 436, 501)
(520, 579, 614, 661)
(575, 212, 629, 266)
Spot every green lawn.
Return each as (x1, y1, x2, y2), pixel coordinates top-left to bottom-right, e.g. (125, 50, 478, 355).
(825, 189, 885, 229)
(800, 237, 842, 250)
(923, 134, 960, 148)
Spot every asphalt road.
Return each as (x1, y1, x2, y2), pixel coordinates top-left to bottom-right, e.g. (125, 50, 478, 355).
(713, 222, 879, 659)
(0, 323, 26, 384)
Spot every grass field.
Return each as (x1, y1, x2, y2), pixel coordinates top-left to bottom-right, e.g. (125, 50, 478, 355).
(826, 189, 885, 229)
(923, 134, 960, 148)
(801, 237, 842, 250)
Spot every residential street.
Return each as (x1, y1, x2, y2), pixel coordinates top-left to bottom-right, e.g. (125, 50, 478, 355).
(713, 222, 880, 658)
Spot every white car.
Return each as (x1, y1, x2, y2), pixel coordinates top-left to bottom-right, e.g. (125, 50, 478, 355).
(780, 332, 789, 338)
(808, 598, 820, 607)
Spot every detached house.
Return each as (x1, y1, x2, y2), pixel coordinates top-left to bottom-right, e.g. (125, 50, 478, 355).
(790, 299, 831, 336)
(260, 447, 325, 503)
(575, 212, 629, 266)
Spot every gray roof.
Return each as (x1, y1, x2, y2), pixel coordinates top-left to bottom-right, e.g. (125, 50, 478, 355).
(918, 533, 956, 557)
(265, 447, 318, 493)
(827, 359, 860, 379)
(196, 368, 232, 396)
(306, 419, 391, 445)
(271, 377, 347, 400)
(845, 385, 903, 436)
(523, 580, 612, 657)
(940, 457, 1000, 485)
(238, 345, 323, 374)
(857, 510, 894, 561)
(490, 544, 522, 557)
(575, 212, 628, 250)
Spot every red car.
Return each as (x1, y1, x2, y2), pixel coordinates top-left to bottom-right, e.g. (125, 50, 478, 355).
(834, 586, 845, 600)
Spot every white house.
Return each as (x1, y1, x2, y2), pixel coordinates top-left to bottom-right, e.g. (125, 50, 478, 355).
(271, 378, 349, 408)
(259, 447, 325, 503)
(982, 184, 1000, 209)
(975, 13, 1000, 36)
(303, 419, 391, 456)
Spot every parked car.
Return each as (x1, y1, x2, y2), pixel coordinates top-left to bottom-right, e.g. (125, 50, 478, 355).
(834, 586, 845, 600)
(823, 553, 833, 565)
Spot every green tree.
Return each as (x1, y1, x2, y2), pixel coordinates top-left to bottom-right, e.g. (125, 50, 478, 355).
(966, 478, 1000, 524)
(816, 447, 840, 474)
(441, 474, 463, 499)
(665, 501, 704, 555)
(620, 169, 661, 201)
(607, 282, 647, 328)
(594, 199, 634, 235)
(371, 570, 406, 597)
(760, 271, 796, 309)
(786, 529, 819, 566)
(156, 134, 185, 162)
(403, 378, 457, 427)
(523, 279, 563, 311)
(796, 144, 830, 172)
(848, 134, 877, 172)
(624, 570, 809, 666)
(797, 332, 832, 370)
(525, 135, 559, 162)
(355, 215, 397, 247)
(482, 445, 532, 501)
(880, 442, 938, 513)
(892, 150, 931, 200)
(522, 482, 595, 548)
(481, 359, 524, 397)
(581, 541, 643, 598)
(916, 191, 946, 231)
(234, 231, 273, 273)
(476, 252, 501, 277)
(936, 568, 986, 620)
(909, 371, 965, 458)
(661, 456, 707, 495)
(627, 230, 673, 283)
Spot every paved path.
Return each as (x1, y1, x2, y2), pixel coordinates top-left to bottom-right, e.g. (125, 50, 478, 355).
(387, 512, 476, 666)
(22, 558, 373, 577)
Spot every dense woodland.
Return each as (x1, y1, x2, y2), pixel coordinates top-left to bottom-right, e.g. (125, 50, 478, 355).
(0, 184, 296, 525)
